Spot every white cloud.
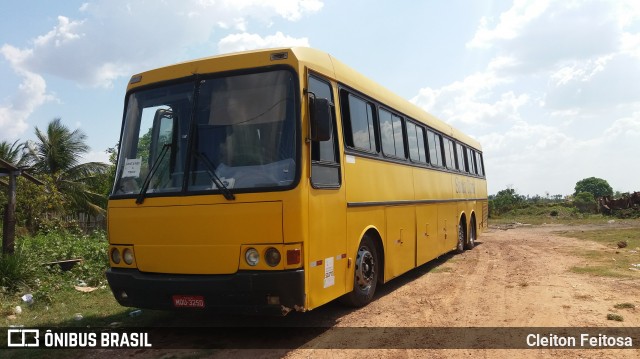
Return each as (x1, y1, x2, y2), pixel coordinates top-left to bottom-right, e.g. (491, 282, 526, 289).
(0, 46, 54, 138)
(217, 31, 310, 53)
(480, 114, 640, 195)
(472, 0, 625, 75)
(411, 71, 527, 128)
(420, 0, 640, 195)
(468, 0, 550, 49)
(545, 53, 640, 111)
(603, 113, 640, 138)
(215, 0, 324, 22)
(33, 16, 85, 48)
(0, 0, 323, 138)
(2, 0, 323, 88)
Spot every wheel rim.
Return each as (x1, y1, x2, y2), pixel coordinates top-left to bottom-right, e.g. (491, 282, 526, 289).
(458, 224, 465, 251)
(355, 246, 375, 290)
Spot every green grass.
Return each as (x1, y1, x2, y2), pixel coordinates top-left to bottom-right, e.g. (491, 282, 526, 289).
(555, 228, 640, 278)
(0, 230, 125, 329)
(607, 313, 624, 321)
(430, 266, 453, 273)
(2, 286, 129, 327)
(490, 205, 612, 225)
(614, 303, 636, 309)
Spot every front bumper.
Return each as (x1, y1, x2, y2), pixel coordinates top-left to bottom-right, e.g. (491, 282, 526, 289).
(106, 268, 305, 315)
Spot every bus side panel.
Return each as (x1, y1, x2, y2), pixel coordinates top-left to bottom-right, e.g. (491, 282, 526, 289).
(345, 208, 385, 290)
(385, 206, 416, 280)
(439, 203, 459, 252)
(414, 168, 457, 255)
(344, 157, 414, 204)
(344, 156, 415, 285)
(415, 204, 439, 266)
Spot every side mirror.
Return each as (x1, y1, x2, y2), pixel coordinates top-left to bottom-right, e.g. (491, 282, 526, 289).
(310, 97, 332, 142)
(149, 109, 175, 162)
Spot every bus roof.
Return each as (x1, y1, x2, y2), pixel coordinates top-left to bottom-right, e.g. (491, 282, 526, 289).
(128, 47, 482, 151)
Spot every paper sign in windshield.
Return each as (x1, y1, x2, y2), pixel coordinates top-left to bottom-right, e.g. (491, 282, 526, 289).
(122, 158, 142, 178)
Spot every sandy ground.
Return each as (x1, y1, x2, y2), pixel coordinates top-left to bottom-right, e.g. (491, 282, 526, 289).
(275, 222, 640, 358)
(25, 222, 640, 358)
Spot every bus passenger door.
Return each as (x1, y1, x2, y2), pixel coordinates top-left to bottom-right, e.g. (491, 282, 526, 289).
(306, 74, 347, 309)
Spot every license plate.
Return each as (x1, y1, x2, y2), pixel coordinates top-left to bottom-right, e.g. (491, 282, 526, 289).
(172, 295, 205, 308)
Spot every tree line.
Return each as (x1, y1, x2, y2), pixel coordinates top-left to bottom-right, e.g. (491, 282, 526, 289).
(489, 177, 618, 217)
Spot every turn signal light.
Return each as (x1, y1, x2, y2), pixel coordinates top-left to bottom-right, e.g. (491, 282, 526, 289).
(286, 249, 301, 265)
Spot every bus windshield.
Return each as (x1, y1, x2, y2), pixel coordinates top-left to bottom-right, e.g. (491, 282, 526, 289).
(112, 69, 298, 198)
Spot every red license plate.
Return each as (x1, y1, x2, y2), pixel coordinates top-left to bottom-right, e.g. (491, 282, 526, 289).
(172, 295, 205, 308)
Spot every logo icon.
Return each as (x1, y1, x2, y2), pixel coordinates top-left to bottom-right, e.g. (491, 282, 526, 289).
(7, 329, 40, 347)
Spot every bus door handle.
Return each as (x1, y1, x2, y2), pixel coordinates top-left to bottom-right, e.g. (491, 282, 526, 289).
(444, 219, 447, 240)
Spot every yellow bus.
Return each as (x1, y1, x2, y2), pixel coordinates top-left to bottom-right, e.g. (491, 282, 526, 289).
(106, 47, 488, 314)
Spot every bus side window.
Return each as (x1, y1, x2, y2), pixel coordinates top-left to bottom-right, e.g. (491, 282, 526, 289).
(467, 148, 477, 175)
(407, 121, 427, 163)
(427, 130, 443, 167)
(341, 91, 377, 153)
(309, 75, 340, 188)
(443, 138, 456, 170)
(475, 151, 485, 176)
(456, 143, 466, 172)
(379, 108, 406, 159)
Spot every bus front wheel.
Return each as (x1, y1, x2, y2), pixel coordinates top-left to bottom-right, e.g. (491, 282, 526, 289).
(342, 236, 378, 307)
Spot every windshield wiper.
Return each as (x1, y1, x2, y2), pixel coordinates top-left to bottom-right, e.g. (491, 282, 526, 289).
(193, 151, 235, 200)
(136, 143, 171, 204)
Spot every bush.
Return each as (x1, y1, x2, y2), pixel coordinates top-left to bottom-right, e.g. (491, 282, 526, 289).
(574, 192, 597, 213)
(0, 246, 39, 292)
(490, 188, 525, 217)
(0, 231, 108, 300)
(22, 231, 109, 287)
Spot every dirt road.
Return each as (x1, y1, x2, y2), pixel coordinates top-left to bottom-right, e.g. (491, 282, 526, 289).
(85, 223, 640, 358)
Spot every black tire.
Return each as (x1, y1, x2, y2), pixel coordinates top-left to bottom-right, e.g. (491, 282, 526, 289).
(465, 217, 476, 250)
(456, 221, 466, 254)
(341, 236, 378, 307)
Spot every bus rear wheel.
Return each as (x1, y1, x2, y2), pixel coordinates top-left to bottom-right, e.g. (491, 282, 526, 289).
(465, 217, 476, 250)
(341, 236, 378, 307)
(456, 221, 466, 254)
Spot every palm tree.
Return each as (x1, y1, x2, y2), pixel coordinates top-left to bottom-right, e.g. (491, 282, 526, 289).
(0, 140, 26, 167)
(24, 118, 109, 214)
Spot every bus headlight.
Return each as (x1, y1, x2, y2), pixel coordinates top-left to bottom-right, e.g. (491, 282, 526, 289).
(123, 248, 135, 265)
(265, 247, 281, 267)
(245, 248, 259, 266)
(111, 248, 121, 264)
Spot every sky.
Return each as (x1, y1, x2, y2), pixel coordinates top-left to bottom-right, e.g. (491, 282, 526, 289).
(1, 0, 639, 196)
